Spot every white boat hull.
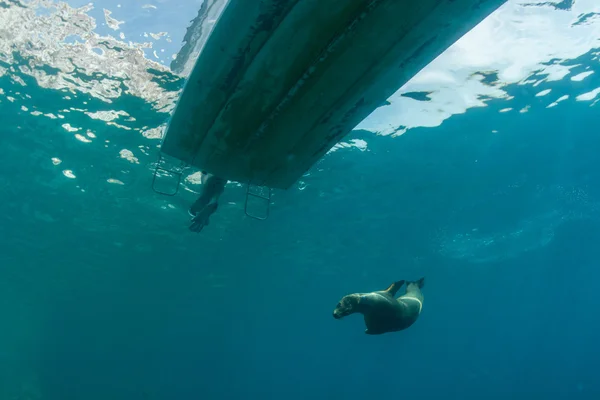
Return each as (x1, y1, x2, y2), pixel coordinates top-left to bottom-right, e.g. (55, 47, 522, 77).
(162, 0, 507, 189)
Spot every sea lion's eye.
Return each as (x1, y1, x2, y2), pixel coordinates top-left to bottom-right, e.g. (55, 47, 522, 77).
(336, 302, 341, 308)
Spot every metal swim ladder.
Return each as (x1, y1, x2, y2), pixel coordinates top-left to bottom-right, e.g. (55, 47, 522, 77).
(244, 183, 271, 221)
(151, 152, 272, 220)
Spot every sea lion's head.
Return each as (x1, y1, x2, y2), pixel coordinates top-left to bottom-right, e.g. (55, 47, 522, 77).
(333, 294, 361, 319)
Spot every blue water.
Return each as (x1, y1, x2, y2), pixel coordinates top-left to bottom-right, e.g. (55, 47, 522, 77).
(1, 1, 600, 399)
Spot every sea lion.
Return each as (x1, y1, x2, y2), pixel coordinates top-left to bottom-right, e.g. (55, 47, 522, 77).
(332, 278, 425, 335)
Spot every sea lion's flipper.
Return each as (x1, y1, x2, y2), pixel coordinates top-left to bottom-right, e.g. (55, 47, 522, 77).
(383, 280, 406, 297)
(409, 277, 425, 289)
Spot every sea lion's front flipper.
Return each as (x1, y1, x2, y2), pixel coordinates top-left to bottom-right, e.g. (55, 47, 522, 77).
(383, 280, 405, 297)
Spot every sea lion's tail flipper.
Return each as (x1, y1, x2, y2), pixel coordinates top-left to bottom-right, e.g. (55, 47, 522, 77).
(407, 277, 425, 289)
(383, 280, 405, 297)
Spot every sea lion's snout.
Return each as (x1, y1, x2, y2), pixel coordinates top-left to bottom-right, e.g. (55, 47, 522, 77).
(333, 296, 359, 319)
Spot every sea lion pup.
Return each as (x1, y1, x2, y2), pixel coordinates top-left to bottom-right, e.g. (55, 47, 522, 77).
(332, 278, 425, 335)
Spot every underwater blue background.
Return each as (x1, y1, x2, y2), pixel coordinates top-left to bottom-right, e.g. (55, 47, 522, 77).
(1, 0, 599, 399)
